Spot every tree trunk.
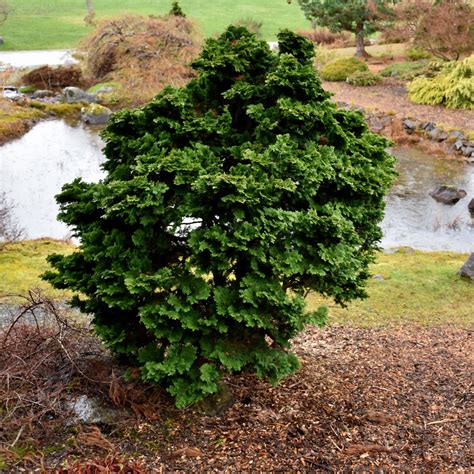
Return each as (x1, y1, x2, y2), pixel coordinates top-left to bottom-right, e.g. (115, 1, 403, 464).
(355, 24, 367, 58)
(85, 0, 94, 15)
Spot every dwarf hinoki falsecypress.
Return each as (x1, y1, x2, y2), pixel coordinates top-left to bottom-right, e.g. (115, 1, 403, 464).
(44, 27, 395, 407)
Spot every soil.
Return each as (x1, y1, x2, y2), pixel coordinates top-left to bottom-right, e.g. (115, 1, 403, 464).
(1, 316, 472, 472)
(324, 78, 474, 133)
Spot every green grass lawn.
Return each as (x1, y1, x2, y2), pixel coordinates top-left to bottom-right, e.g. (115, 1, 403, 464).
(0, 0, 310, 50)
(1, 241, 472, 327)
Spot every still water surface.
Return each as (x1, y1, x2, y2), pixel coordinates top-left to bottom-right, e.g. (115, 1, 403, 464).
(0, 120, 473, 252)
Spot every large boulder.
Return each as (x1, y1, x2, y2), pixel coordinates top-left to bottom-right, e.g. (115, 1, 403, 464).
(468, 198, 474, 214)
(81, 103, 112, 125)
(459, 253, 474, 281)
(63, 86, 96, 104)
(429, 185, 467, 205)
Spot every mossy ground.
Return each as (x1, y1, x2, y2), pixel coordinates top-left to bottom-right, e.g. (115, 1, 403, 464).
(1, 241, 472, 327)
(0, 240, 74, 300)
(307, 248, 473, 328)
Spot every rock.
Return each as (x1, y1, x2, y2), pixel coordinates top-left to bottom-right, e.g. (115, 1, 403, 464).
(402, 119, 419, 133)
(461, 146, 474, 157)
(368, 117, 385, 132)
(447, 130, 465, 142)
(421, 121, 436, 132)
(31, 89, 55, 99)
(459, 253, 474, 281)
(372, 274, 384, 280)
(428, 128, 448, 142)
(67, 395, 128, 425)
(63, 86, 96, 104)
(468, 198, 474, 214)
(454, 140, 464, 151)
(195, 383, 234, 416)
(429, 185, 467, 205)
(81, 103, 112, 125)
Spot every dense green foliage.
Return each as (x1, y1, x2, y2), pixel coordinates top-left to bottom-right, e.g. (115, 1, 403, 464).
(346, 70, 381, 86)
(44, 27, 395, 407)
(169, 1, 186, 17)
(320, 57, 368, 81)
(408, 55, 474, 110)
(296, 0, 395, 56)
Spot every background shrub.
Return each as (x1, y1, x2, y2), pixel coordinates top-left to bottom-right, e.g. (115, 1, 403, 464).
(346, 70, 381, 86)
(20, 65, 85, 91)
(408, 55, 474, 110)
(406, 47, 431, 62)
(80, 15, 200, 105)
(380, 60, 432, 80)
(297, 28, 353, 48)
(320, 57, 368, 81)
(44, 27, 395, 408)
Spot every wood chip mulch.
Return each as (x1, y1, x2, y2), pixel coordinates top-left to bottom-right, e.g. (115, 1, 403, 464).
(2, 321, 472, 472)
(117, 325, 473, 472)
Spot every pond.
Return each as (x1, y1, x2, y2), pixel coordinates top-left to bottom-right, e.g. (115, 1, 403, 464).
(0, 50, 77, 71)
(0, 120, 473, 252)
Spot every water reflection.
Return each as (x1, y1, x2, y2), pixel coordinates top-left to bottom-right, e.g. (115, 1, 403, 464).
(381, 147, 474, 252)
(0, 120, 105, 239)
(0, 123, 473, 252)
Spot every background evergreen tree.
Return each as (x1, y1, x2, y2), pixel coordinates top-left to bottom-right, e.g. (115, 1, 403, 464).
(296, 0, 395, 57)
(44, 27, 396, 407)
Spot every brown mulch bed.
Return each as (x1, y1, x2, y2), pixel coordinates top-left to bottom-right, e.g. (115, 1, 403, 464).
(324, 78, 474, 133)
(0, 298, 472, 471)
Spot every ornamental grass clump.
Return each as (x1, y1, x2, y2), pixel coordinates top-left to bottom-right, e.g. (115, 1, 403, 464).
(44, 27, 396, 408)
(320, 57, 368, 81)
(408, 55, 474, 110)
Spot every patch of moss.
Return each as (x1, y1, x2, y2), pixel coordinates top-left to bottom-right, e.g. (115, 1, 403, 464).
(306, 249, 473, 328)
(0, 240, 75, 301)
(28, 101, 83, 118)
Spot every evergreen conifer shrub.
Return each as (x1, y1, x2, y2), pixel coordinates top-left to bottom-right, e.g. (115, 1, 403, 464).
(43, 27, 396, 408)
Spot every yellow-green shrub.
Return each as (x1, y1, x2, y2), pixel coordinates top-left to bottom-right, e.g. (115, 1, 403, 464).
(320, 57, 368, 81)
(408, 55, 474, 110)
(346, 70, 381, 86)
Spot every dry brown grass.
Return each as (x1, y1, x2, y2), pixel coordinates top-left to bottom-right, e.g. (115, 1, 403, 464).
(81, 15, 200, 106)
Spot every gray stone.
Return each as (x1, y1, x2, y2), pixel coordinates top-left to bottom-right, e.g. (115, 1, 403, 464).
(447, 130, 465, 142)
(368, 117, 385, 132)
(81, 103, 112, 125)
(67, 395, 129, 425)
(429, 185, 467, 205)
(459, 253, 474, 281)
(402, 119, 419, 133)
(63, 86, 96, 104)
(372, 274, 384, 280)
(421, 122, 436, 132)
(461, 146, 474, 157)
(454, 140, 464, 151)
(468, 198, 474, 214)
(428, 128, 448, 142)
(31, 89, 55, 99)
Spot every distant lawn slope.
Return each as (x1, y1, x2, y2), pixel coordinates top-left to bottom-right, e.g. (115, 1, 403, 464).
(0, 0, 309, 50)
